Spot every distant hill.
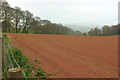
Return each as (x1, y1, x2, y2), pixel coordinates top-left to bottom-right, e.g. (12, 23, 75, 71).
(63, 24, 96, 33)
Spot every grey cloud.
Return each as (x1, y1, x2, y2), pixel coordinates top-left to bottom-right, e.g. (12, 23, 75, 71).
(7, 0, 119, 28)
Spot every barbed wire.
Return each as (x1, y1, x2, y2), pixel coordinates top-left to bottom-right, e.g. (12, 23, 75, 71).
(4, 41, 27, 80)
(7, 44, 27, 80)
(5, 47, 14, 68)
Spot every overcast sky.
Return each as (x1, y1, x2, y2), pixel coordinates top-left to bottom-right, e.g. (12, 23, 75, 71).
(7, 0, 119, 29)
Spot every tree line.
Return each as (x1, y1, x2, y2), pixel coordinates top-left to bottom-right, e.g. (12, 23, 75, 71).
(88, 25, 120, 36)
(1, 0, 120, 36)
(1, 0, 76, 35)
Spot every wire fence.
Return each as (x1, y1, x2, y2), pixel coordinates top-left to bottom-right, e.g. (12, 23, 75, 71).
(4, 39, 27, 80)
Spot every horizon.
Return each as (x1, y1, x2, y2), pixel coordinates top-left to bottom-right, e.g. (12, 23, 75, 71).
(6, 0, 119, 32)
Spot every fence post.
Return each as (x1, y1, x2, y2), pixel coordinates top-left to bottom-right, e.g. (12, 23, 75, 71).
(8, 68, 22, 79)
(2, 38, 6, 67)
(0, 38, 2, 80)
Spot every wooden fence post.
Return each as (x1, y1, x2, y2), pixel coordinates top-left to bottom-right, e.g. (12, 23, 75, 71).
(8, 68, 22, 79)
(0, 38, 2, 80)
(2, 38, 6, 67)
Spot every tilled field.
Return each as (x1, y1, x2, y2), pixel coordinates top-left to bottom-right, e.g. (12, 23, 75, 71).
(6, 33, 118, 78)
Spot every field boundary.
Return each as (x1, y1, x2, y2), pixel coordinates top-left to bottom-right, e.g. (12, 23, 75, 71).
(2, 35, 28, 79)
(2, 34, 48, 79)
(0, 38, 2, 80)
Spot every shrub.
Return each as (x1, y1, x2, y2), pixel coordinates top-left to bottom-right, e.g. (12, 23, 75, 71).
(35, 58, 40, 64)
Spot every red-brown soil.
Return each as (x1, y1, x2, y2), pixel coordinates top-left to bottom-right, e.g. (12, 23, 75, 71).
(6, 33, 118, 78)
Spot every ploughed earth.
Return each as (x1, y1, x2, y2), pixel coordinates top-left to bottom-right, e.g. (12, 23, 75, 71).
(6, 33, 118, 78)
